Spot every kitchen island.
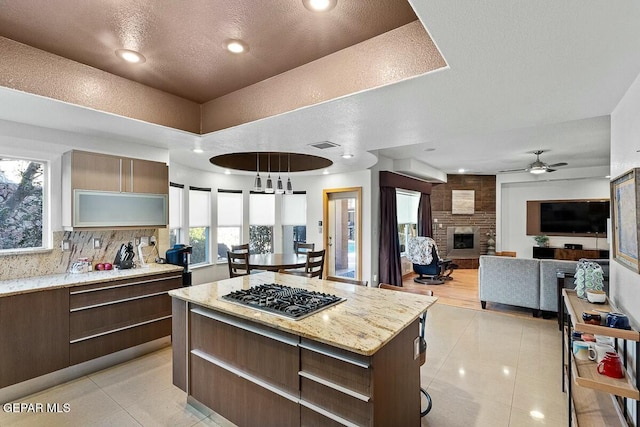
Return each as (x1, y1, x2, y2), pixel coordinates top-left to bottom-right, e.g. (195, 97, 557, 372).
(169, 272, 437, 427)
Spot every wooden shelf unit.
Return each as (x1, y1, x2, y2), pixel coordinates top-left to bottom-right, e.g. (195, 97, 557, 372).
(562, 289, 640, 427)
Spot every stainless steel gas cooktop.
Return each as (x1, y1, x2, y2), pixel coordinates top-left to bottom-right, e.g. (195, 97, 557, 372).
(221, 283, 345, 320)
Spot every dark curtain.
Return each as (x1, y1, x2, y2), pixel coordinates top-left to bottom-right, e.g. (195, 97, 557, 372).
(417, 192, 433, 237)
(379, 186, 403, 286)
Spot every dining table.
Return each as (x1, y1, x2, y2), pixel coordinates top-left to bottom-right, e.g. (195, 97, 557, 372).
(247, 253, 308, 272)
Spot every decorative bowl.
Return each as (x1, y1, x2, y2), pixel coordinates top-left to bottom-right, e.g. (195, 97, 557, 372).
(586, 289, 607, 304)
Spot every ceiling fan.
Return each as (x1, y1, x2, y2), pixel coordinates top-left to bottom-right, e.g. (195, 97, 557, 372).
(499, 150, 568, 174)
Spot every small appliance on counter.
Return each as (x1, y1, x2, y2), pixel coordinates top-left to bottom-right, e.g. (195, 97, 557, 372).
(166, 244, 192, 286)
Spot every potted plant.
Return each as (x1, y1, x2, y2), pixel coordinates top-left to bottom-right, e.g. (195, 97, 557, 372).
(534, 235, 549, 247)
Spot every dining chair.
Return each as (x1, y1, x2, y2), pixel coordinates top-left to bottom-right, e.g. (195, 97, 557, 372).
(304, 249, 325, 279)
(231, 243, 250, 253)
(227, 251, 250, 277)
(326, 275, 368, 286)
(378, 283, 433, 416)
(294, 242, 315, 254)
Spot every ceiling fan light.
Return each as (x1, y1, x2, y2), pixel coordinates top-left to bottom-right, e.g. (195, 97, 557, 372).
(529, 167, 546, 174)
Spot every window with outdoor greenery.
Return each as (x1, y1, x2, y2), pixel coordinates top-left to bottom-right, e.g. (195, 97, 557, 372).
(189, 187, 211, 265)
(397, 190, 419, 254)
(169, 183, 183, 248)
(0, 158, 45, 252)
(217, 190, 243, 261)
(249, 192, 274, 254)
(282, 192, 306, 254)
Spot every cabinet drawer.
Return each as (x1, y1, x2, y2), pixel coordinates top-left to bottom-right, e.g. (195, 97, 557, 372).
(301, 377, 371, 427)
(190, 307, 299, 395)
(300, 346, 371, 397)
(70, 317, 171, 365)
(70, 274, 181, 310)
(190, 355, 299, 427)
(70, 294, 171, 341)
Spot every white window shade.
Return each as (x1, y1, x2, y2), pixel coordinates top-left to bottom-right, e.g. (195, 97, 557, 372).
(396, 191, 420, 224)
(189, 189, 210, 227)
(282, 194, 306, 225)
(169, 186, 182, 229)
(218, 192, 243, 226)
(250, 193, 275, 225)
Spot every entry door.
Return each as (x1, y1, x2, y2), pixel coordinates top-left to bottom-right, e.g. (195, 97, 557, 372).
(324, 188, 361, 279)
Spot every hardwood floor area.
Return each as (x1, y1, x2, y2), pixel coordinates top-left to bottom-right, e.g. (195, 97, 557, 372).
(400, 268, 555, 321)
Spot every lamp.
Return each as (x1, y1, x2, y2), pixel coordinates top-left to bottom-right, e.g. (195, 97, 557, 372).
(275, 154, 284, 194)
(265, 153, 274, 193)
(253, 153, 263, 192)
(285, 153, 293, 195)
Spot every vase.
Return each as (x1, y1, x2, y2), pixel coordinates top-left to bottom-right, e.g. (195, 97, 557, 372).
(575, 260, 604, 299)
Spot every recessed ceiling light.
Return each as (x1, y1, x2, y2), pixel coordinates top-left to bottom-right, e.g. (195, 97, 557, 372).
(115, 49, 146, 64)
(323, 169, 329, 175)
(192, 147, 203, 154)
(458, 168, 465, 173)
(225, 39, 249, 54)
(303, 0, 337, 12)
(224, 169, 231, 175)
(342, 153, 354, 159)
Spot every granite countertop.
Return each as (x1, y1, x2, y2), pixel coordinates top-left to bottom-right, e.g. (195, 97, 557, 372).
(0, 263, 184, 297)
(169, 272, 437, 356)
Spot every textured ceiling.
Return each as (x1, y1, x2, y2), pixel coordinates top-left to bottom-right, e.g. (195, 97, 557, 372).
(0, 0, 418, 103)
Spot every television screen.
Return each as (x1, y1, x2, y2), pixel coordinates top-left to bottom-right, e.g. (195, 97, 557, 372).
(540, 201, 609, 234)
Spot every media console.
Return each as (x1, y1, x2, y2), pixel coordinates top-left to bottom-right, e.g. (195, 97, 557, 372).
(532, 246, 609, 261)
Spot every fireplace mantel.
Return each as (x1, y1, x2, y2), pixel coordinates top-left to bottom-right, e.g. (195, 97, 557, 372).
(446, 226, 481, 258)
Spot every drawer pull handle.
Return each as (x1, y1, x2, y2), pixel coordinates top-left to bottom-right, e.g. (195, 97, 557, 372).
(190, 307, 299, 346)
(191, 349, 299, 404)
(299, 342, 370, 368)
(70, 291, 169, 312)
(299, 400, 361, 427)
(70, 315, 171, 343)
(299, 371, 370, 402)
(70, 275, 181, 295)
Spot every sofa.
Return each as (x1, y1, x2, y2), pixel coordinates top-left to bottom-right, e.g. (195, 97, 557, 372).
(478, 255, 578, 316)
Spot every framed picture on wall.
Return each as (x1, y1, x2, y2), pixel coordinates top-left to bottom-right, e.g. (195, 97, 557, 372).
(611, 168, 640, 273)
(452, 190, 475, 215)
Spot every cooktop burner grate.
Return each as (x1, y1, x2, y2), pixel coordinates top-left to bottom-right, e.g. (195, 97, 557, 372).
(221, 283, 344, 320)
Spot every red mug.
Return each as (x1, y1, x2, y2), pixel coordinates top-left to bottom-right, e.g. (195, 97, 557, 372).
(597, 352, 624, 379)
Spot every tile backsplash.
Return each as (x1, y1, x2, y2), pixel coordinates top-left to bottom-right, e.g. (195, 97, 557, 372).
(0, 229, 158, 281)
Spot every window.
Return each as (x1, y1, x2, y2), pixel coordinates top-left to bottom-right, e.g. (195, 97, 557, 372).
(0, 158, 46, 252)
(396, 190, 419, 254)
(169, 183, 183, 248)
(189, 187, 211, 265)
(217, 190, 243, 261)
(282, 192, 306, 254)
(249, 193, 275, 254)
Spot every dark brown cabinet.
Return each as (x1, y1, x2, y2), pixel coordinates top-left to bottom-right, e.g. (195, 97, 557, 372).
(69, 272, 181, 365)
(0, 289, 69, 388)
(532, 246, 609, 260)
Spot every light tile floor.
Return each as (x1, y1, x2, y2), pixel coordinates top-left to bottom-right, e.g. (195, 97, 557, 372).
(0, 304, 566, 426)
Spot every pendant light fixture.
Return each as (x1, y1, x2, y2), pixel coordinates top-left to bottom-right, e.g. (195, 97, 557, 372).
(285, 153, 294, 195)
(253, 152, 263, 192)
(275, 154, 285, 194)
(265, 153, 274, 193)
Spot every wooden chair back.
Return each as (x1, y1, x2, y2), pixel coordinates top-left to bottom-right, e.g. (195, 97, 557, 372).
(326, 276, 368, 286)
(227, 251, 250, 277)
(294, 242, 315, 254)
(231, 243, 250, 253)
(304, 249, 326, 279)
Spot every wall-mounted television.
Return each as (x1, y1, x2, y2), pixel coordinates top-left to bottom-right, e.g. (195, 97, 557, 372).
(539, 201, 609, 234)
(526, 199, 610, 237)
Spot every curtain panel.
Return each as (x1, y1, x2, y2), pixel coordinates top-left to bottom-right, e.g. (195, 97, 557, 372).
(379, 186, 403, 286)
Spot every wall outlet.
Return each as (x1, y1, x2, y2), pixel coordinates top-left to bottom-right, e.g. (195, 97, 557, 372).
(93, 238, 102, 249)
(134, 237, 140, 246)
(61, 240, 71, 251)
(140, 236, 150, 245)
(149, 236, 156, 246)
(373, 274, 377, 281)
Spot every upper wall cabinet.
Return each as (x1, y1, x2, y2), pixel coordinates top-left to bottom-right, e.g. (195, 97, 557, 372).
(62, 150, 169, 229)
